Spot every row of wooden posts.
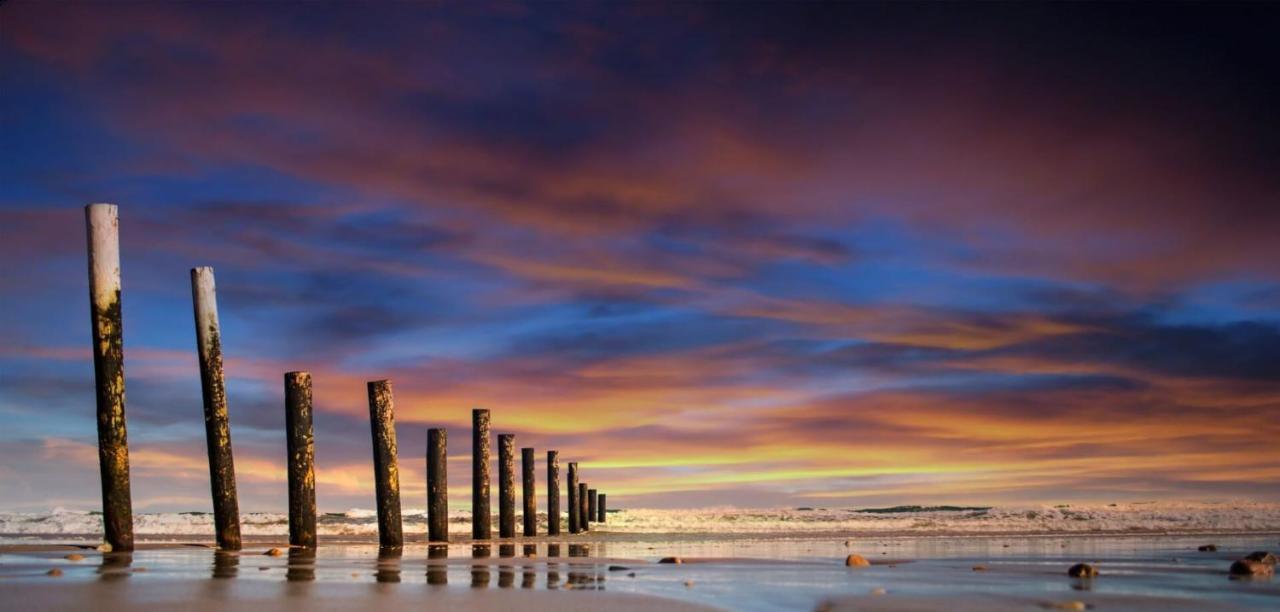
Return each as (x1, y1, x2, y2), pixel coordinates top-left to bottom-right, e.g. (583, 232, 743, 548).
(85, 204, 609, 552)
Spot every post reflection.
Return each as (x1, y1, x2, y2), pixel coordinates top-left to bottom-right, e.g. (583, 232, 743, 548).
(427, 544, 448, 586)
(471, 544, 491, 588)
(375, 548, 402, 583)
(97, 552, 133, 581)
(212, 550, 239, 579)
(286, 547, 316, 582)
(522, 565, 536, 589)
(568, 543, 588, 557)
(522, 544, 537, 558)
(547, 543, 561, 558)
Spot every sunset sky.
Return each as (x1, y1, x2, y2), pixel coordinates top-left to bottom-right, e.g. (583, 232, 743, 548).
(2, 2, 1279, 513)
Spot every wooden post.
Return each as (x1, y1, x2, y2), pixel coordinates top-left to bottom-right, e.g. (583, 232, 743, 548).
(284, 372, 316, 547)
(85, 203, 133, 552)
(587, 489, 597, 524)
(427, 428, 448, 542)
(597, 493, 606, 523)
(567, 462, 579, 534)
(546, 451, 560, 536)
(190, 267, 241, 551)
(498, 434, 516, 538)
(368, 380, 403, 549)
(521, 447, 536, 537)
(578, 482, 589, 532)
(472, 408, 491, 540)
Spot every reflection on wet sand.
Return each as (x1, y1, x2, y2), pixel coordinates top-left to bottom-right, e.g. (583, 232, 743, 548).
(287, 547, 316, 582)
(376, 548, 401, 584)
(98, 552, 132, 581)
(547, 543, 561, 558)
(427, 544, 448, 586)
(568, 544, 588, 558)
(523, 544, 537, 558)
(522, 565, 536, 589)
(471, 544, 491, 589)
(212, 551, 238, 579)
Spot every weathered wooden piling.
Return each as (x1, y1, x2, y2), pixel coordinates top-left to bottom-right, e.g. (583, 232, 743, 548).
(521, 447, 536, 537)
(190, 267, 241, 551)
(427, 428, 448, 542)
(567, 462, 579, 534)
(85, 203, 133, 552)
(546, 451, 560, 536)
(284, 372, 316, 548)
(498, 434, 516, 538)
(598, 493, 606, 523)
(579, 482, 590, 532)
(472, 409, 491, 540)
(367, 380, 403, 548)
(587, 489, 597, 524)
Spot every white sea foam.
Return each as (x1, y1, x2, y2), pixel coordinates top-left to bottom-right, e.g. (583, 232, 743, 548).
(1, 501, 1276, 542)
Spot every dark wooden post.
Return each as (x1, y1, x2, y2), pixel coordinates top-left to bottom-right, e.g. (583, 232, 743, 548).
(498, 434, 516, 538)
(587, 489, 597, 524)
(284, 372, 316, 548)
(190, 267, 241, 551)
(546, 451, 560, 536)
(521, 447, 536, 537)
(368, 380, 403, 549)
(427, 428, 448, 542)
(578, 482, 589, 532)
(567, 462, 579, 533)
(85, 203, 133, 552)
(472, 408, 491, 540)
(597, 493, 606, 523)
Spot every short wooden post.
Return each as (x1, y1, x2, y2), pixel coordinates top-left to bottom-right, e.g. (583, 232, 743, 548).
(567, 462, 579, 534)
(284, 372, 316, 547)
(521, 448, 536, 537)
(190, 267, 241, 551)
(579, 482, 590, 532)
(368, 380, 402, 549)
(597, 493, 606, 523)
(85, 203, 133, 552)
(427, 428, 448, 542)
(498, 434, 516, 538)
(546, 451, 560, 536)
(587, 489, 597, 524)
(472, 408, 491, 540)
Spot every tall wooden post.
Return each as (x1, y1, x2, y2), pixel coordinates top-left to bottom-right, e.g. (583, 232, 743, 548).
(587, 489, 597, 524)
(190, 267, 241, 551)
(85, 203, 133, 552)
(578, 482, 589, 532)
(567, 462, 579, 534)
(427, 428, 448, 542)
(546, 451, 560, 536)
(498, 434, 516, 538)
(597, 493, 606, 523)
(472, 409, 491, 540)
(285, 372, 316, 547)
(521, 448, 536, 537)
(368, 380, 403, 548)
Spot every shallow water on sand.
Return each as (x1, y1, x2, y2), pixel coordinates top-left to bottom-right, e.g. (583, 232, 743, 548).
(1, 533, 1277, 610)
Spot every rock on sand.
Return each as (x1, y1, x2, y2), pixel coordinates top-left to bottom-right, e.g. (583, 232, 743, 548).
(1067, 563, 1098, 578)
(845, 554, 870, 567)
(1229, 560, 1275, 577)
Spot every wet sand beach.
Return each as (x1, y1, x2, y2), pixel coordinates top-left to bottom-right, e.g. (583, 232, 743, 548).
(2, 532, 1276, 611)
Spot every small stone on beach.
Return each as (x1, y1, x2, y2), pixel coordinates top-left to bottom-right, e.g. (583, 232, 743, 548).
(1198, 544, 1217, 552)
(870, 587, 887, 596)
(1041, 601, 1087, 610)
(64, 554, 84, 561)
(1067, 563, 1098, 578)
(1229, 559, 1274, 577)
(658, 557, 683, 564)
(683, 580, 694, 587)
(608, 565, 631, 571)
(46, 568, 63, 577)
(264, 548, 284, 557)
(845, 554, 870, 567)
(96, 543, 112, 553)
(972, 565, 987, 571)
